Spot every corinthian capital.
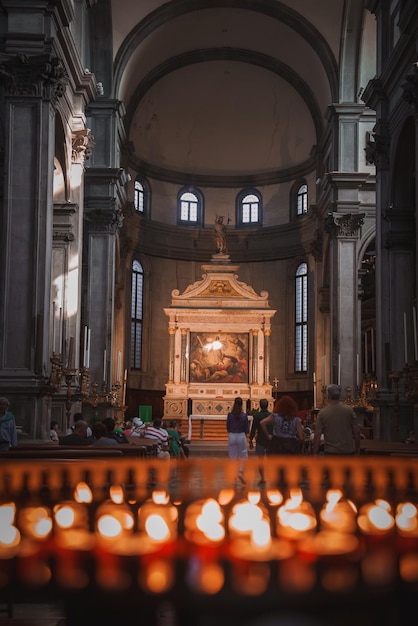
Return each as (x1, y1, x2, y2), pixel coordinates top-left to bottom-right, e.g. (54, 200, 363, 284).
(0, 53, 68, 104)
(402, 63, 418, 111)
(72, 129, 95, 164)
(324, 213, 365, 238)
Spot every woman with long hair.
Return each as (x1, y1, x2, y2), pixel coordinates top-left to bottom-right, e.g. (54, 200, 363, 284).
(226, 397, 249, 483)
(260, 395, 304, 454)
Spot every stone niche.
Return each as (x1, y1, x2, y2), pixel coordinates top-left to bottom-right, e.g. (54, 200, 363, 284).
(163, 256, 276, 425)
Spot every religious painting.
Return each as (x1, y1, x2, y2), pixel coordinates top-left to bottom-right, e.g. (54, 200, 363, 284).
(189, 332, 249, 383)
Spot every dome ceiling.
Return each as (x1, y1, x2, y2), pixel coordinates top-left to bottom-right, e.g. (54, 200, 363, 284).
(110, 0, 368, 184)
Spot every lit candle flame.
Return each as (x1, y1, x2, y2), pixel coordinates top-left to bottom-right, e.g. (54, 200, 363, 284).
(145, 514, 170, 542)
(109, 485, 125, 504)
(97, 514, 123, 539)
(54, 505, 75, 529)
(74, 482, 93, 504)
(152, 491, 170, 505)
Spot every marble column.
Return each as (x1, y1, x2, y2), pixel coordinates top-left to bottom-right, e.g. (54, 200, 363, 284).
(251, 329, 258, 384)
(263, 329, 271, 385)
(168, 327, 175, 384)
(325, 212, 365, 394)
(0, 52, 68, 437)
(180, 328, 188, 383)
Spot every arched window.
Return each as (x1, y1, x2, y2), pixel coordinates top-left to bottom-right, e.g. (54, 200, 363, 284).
(295, 262, 308, 372)
(133, 177, 150, 215)
(237, 189, 262, 226)
(177, 188, 203, 225)
(131, 260, 143, 369)
(297, 183, 308, 216)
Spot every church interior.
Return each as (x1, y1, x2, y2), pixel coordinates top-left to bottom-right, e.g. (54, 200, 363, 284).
(1, 1, 418, 624)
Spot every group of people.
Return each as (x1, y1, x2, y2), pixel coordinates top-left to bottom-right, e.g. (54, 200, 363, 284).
(50, 413, 189, 460)
(226, 384, 361, 483)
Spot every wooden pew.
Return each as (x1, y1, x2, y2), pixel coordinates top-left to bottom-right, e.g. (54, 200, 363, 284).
(360, 439, 418, 457)
(1, 446, 124, 459)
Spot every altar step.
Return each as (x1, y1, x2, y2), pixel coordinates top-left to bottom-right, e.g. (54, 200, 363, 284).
(189, 418, 228, 441)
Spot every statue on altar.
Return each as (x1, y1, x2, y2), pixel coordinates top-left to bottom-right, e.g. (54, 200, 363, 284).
(214, 215, 227, 254)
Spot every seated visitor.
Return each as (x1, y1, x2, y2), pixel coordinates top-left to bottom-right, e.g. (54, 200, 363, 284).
(166, 420, 187, 459)
(91, 421, 119, 447)
(144, 418, 170, 459)
(129, 417, 145, 437)
(49, 420, 59, 443)
(60, 420, 91, 446)
(66, 412, 92, 438)
(102, 417, 129, 444)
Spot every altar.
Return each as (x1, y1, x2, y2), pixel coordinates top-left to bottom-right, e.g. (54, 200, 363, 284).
(163, 255, 276, 435)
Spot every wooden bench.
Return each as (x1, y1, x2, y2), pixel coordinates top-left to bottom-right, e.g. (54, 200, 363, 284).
(1, 446, 124, 459)
(360, 439, 418, 457)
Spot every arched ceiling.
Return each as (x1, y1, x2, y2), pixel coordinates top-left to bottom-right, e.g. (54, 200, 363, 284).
(109, 0, 372, 184)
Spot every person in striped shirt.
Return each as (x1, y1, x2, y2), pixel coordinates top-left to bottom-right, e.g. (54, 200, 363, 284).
(145, 418, 170, 459)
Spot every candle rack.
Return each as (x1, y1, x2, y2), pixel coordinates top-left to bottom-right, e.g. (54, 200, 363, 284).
(43, 355, 125, 423)
(0, 455, 416, 626)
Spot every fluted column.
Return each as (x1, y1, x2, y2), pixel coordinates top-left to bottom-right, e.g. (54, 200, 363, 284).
(251, 329, 258, 384)
(180, 328, 188, 383)
(264, 329, 271, 384)
(168, 327, 175, 383)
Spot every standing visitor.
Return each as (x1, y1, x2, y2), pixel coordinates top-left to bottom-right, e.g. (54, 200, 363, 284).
(249, 398, 272, 484)
(260, 395, 304, 455)
(312, 384, 360, 455)
(0, 397, 17, 450)
(226, 397, 249, 485)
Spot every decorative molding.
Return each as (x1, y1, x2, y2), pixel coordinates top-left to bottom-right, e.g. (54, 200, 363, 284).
(71, 129, 95, 164)
(402, 63, 418, 111)
(324, 213, 365, 238)
(85, 208, 124, 234)
(0, 53, 69, 104)
(309, 228, 323, 261)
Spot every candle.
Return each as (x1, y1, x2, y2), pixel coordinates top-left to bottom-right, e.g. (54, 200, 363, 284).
(364, 331, 368, 374)
(371, 328, 375, 372)
(86, 328, 91, 368)
(356, 353, 360, 388)
(103, 349, 107, 383)
(404, 312, 408, 364)
(322, 355, 326, 386)
(117, 351, 121, 381)
(414, 307, 418, 362)
(52, 302, 56, 354)
(123, 369, 127, 405)
(83, 326, 88, 367)
(59, 307, 63, 355)
(337, 354, 341, 385)
(313, 372, 317, 408)
(68, 337, 74, 369)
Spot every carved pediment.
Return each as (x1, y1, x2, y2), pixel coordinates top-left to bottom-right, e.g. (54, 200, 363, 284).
(170, 261, 270, 309)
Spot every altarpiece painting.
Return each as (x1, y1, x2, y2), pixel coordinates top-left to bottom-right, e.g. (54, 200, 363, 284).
(189, 332, 249, 383)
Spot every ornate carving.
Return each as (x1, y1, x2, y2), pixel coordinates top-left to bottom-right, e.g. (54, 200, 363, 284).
(324, 213, 365, 238)
(372, 120, 390, 168)
(309, 228, 323, 261)
(53, 231, 75, 243)
(364, 139, 377, 166)
(85, 208, 124, 234)
(402, 63, 418, 110)
(200, 280, 241, 297)
(0, 53, 69, 104)
(72, 129, 95, 164)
